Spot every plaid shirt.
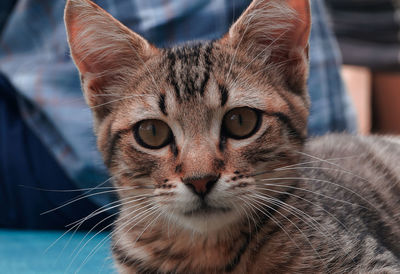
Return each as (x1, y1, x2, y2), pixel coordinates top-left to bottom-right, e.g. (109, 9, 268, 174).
(0, 0, 356, 205)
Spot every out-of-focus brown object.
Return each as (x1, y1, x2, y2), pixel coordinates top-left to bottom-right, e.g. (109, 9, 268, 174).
(372, 72, 400, 135)
(342, 65, 372, 135)
(326, 0, 400, 136)
(326, 1, 400, 70)
(342, 66, 400, 136)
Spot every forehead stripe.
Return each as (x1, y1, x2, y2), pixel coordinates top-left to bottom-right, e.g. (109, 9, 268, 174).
(165, 43, 215, 101)
(199, 43, 213, 96)
(158, 93, 167, 116)
(166, 51, 181, 101)
(219, 84, 229, 106)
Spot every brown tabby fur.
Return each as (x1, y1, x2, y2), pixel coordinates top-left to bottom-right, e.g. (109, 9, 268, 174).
(65, 0, 400, 273)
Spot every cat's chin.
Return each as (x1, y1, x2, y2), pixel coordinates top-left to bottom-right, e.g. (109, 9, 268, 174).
(182, 203, 231, 216)
(171, 207, 241, 234)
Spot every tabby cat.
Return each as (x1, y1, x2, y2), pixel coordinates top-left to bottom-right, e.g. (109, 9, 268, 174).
(64, 0, 400, 273)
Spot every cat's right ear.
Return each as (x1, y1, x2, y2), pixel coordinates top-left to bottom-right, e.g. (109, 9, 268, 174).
(64, 0, 158, 119)
(223, 0, 311, 95)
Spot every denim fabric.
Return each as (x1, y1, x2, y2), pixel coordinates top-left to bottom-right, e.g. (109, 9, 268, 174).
(0, 0, 356, 208)
(0, 73, 113, 229)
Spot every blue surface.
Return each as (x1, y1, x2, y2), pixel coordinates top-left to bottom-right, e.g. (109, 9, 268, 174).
(0, 229, 115, 273)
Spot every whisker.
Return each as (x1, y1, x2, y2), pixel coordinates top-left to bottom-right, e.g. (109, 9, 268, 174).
(275, 166, 366, 181)
(132, 210, 163, 245)
(118, 209, 164, 268)
(248, 194, 325, 264)
(273, 155, 363, 170)
(253, 187, 352, 247)
(19, 185, 146, 193)
(225, 190, 257, 234)
(69, 202, 157, 273)
(90, 94, 147, 109)
(70, 199, 153, 258)
(252, 191, 330, 238)
(41, 172, 125, 216)
(295, 151, 367, 182)
(252, 155, 365, 178)
(258, 181, 366, 209)
(242, 195, 304, 253)
(45, 195, 152, 255)
(92, 94, 129, 97)
(65, 195, 142, 228)
(252, 170, 277, 177)
(54, 199, 123, 259)
(41, 186, 152, 215)
(45, 199, 118, 255)
(79, 204, 160, 273)
(259, 177, 377, 211)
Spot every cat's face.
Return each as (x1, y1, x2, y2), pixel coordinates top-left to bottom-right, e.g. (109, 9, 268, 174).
(65, 0, 311, 233)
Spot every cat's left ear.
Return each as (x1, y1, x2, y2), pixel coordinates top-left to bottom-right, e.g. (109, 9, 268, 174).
(223, 0, 311, 94)
(64, 0, 158, 121)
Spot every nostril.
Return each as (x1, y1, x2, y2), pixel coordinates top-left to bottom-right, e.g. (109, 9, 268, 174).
(206, 177, 218, 192)
(183, 175, 219, 198)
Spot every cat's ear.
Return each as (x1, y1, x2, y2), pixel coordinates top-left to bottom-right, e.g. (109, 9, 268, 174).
(224, 0, 311, 93)
(64, 0, 158, 119)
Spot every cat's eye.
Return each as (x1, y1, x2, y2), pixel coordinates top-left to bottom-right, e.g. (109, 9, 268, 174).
(222, 107, 260, 139)
(134, 119, 172, 149)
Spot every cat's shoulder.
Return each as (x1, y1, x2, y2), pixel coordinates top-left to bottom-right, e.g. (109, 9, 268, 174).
(306, 133, 400, 154)
(304, 133, 400, 177)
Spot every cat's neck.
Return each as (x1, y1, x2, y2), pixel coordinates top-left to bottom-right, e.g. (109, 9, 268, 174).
(112, 214, 250, 271)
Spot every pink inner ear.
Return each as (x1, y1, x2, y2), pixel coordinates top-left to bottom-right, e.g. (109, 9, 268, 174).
(66, 21, 92, 74)
(65, 0, 156, 77)
(64, 0, 159, 116)
(287, 0, 311, 50)
(65, 0, 103, 74)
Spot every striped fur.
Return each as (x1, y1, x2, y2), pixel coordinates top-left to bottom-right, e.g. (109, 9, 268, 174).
(65, 0, 400, 273)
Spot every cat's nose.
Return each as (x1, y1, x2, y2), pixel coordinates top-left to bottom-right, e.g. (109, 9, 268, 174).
(183, 175, 219, 198)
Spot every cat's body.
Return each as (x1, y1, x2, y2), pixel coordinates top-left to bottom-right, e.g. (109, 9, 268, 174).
(64, 0, 400, 273)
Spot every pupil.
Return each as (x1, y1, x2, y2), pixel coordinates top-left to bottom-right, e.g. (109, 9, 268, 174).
(238, 114, 243, 126)
(151, 124, 156, 137)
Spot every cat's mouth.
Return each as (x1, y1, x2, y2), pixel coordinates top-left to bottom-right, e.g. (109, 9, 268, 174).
(183, 202, 231, 217)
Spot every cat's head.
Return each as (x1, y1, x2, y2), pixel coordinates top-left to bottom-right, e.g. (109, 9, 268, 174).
(65, 0, 311, 233)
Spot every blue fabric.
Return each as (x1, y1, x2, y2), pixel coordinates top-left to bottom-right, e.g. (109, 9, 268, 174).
(0, 0, 16, 34)
(308, 0, 356, 135)
(0, 0, 357, 210)
(0, 229, 113, 273)
(0, 73, 114, 230)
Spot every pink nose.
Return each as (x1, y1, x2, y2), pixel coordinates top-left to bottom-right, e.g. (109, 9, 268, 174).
(183, 175, 219, 198)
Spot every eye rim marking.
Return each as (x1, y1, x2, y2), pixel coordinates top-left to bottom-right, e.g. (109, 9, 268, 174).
(218, 83, 229, 107)
(221, 107, 262, 140)
(264, 111, 305, 143)
(158, 93, 168, 116)
(133, 119, 173, 150)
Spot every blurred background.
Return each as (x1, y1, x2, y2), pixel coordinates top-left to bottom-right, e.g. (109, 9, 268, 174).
(326, 0, 400, 135)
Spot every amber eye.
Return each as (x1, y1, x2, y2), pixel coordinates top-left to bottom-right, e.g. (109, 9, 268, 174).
(134, 119, 172, 149)
(222, 107, 260, 139)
